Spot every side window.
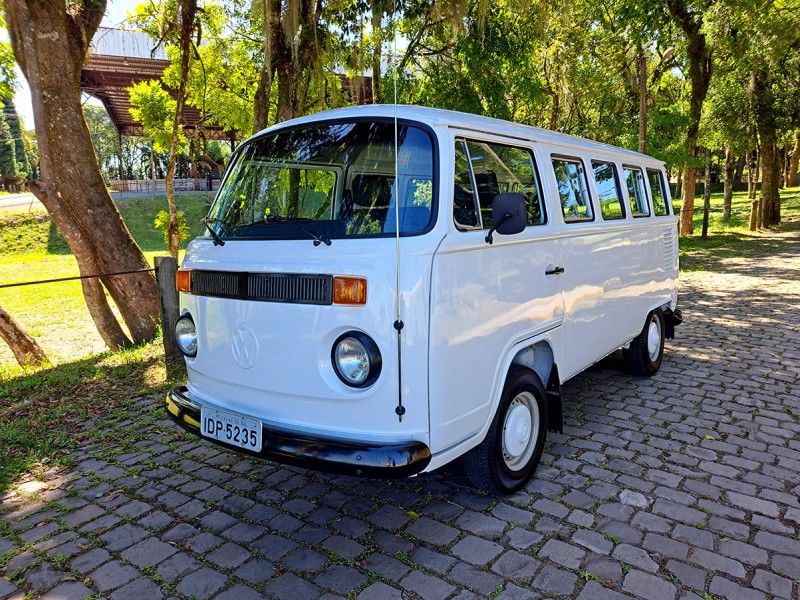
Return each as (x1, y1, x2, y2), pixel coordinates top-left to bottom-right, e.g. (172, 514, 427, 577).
(453, 139, 480, 229)
(592, 161, 625, 220)
(552, 157, 593, 222)
(647, 169, 670, 216)
(465, 140, 545, 229)
(624, 166, 650, 217)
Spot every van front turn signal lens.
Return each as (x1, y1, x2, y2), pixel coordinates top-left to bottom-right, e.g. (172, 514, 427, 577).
(333, 276, 367, 305)
(176, 269, 192, 293)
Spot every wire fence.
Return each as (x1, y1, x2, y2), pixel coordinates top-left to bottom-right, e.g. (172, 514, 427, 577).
(0, 268, 156, 290)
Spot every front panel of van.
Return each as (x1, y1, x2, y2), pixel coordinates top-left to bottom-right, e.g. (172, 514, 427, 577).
(172, 117, 445, 472)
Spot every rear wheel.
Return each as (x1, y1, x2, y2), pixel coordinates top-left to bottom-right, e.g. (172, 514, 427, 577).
(623, 309, 665, 376)
(463, 365, 548, 494)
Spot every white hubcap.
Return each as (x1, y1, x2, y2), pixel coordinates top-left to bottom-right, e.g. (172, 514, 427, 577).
(647, 318, 662, 362)
(502, 392, 539, 471)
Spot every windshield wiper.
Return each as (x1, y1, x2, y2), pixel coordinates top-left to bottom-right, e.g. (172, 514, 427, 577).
(201, 218, 227, 246)
(242, 215, 332, 246)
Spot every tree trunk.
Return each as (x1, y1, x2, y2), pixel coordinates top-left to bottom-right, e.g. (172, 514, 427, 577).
(252, 0, 280, 133)
(734, 153, 746, 184)
(723, 147, 734, 222)
(666, 0, 711, 237)
(789, 132, 800, 188)
(638, 44, 647, 154)
(0, 304, 48, 366)
(747, 150, 758, 199)
(5, 0, 159, 347)
(165, 0, 198, 262)
(701, 153, 711, 238)
(680, 167, 696, 235)
(371, 4, 383, 104)
(759, 141, 781, 227)
(751, 70, 780, 227)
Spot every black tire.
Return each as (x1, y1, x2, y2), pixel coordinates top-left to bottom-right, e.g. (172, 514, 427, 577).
(463, 365, 548, 494)
(623, 309, 665, 376)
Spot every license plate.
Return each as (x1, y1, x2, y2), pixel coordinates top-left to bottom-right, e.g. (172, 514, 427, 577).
(200, 407, 262, 452)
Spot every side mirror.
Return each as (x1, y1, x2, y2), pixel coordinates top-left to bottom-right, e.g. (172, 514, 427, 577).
(486, 192, 527, 244)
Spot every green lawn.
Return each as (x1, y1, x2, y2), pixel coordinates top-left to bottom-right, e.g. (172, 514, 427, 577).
(674, 186, 800, 270)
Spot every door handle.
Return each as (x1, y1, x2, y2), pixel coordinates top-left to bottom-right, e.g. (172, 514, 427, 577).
(545, 266, 565, 275)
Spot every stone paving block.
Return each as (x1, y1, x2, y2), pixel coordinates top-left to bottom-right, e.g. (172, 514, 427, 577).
(622, 569, 677, 600)
(176, 567, 227, 599)
(23, 562, 64, 592)
(156, 551, 201, 581)
(405, 516, 459, 546)
(357, 581, 403, 600)
(408, 546, 455, 575)
(400, 568, 456, 600)
(71, 547, 110, 573)
(752, 568, 793, 599)
(575, 580, 634, 600)
(666, 560, 705, 590)
(708, 575, 766, 600)
(205, 541, 251, 569)
(495, 582, 540, 599)
(61, 504, 105, 527)
(491, 550, 540, 580)
(450, 562, 504, 595)
(643, 533, 689, 560)
(572, 529, 613, 555)
(315, 564, 368, 594)
(89, 560, 140, 591)
(282, 547, 329, 574)
(39, 581, 93, 600)
(491, 503, 535, 526)
(451, 535, 504, 565)
(362, 552, 409, 580)
(689, 547, 745, 578)
(367, 504, 410, 530)
(583, 554, 623, 587)
(717, 539, 768, 566)
(109, 577, 164, 600)
(612, 543, 658, 573)
(98, 523, 148, 551)
(503, 527, 543, 550)
(672, 523, 713, 550)
(530, 564, 577, 596)
(121, 537, 178, 567)
(18, 521, 59, 544)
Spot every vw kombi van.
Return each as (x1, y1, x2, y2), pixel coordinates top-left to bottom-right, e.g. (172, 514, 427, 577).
(167, 105, 682, 493)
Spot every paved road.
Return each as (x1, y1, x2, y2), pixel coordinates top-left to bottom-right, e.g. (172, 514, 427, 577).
(2, 230, 799, 600)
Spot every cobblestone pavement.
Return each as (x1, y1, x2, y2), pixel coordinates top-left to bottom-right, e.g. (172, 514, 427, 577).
(2, 231, 799, 600)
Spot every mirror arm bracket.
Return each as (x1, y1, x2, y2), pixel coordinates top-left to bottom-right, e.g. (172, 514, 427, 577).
(485, 212, 512, 245)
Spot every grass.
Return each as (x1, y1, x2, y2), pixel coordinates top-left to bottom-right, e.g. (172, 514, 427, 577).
(0, 192, 210, 365)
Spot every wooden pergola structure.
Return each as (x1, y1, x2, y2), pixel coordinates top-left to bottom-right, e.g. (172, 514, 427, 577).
(80, 27, 234, 142)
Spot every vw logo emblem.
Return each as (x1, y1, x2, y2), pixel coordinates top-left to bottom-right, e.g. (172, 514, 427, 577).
(231, 326, 259, 369)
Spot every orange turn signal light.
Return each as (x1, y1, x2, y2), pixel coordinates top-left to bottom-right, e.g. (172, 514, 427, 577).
(333, 276, 367, 305)
(176, 269, 192, 293)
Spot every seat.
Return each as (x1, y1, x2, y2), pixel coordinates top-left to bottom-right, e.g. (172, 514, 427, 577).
(347, 174, 392, 234)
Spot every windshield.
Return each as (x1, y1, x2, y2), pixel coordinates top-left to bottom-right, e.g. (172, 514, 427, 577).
(206, 120, 436, 240)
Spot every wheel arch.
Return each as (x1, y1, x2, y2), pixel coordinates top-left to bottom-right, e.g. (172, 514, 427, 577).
(507, 338, 563, 434)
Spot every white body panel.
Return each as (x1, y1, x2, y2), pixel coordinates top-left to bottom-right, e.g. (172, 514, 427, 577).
(178, 105, 679, 474)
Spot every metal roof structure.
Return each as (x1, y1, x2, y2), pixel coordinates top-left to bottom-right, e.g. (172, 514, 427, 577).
(80, 27, 234, 141)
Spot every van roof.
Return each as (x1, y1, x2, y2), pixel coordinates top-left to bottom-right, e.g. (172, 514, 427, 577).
(254, 104, 663, 166)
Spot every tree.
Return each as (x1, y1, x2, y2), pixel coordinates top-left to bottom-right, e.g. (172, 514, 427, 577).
(665, 0, 712, 236)
(2, 96, 30, 178)
(0, 304, 47, 367)
(83, 104, 121, 183)
(0, 109, 17, 178)
(4, 0, 159, 350)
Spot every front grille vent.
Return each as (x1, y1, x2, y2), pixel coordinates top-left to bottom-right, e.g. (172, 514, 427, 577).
(190, 270, 332, 305)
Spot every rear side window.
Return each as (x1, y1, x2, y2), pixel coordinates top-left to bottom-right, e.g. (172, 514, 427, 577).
(592, 161, 624, 220)
(453, 138, 546, 230)
(624, 166, 650, 217)
(552, 157, 593, 222)
(647, 169, 670, 216)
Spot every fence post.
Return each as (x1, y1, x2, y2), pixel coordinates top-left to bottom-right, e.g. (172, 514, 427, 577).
(154, 256, 182, 374)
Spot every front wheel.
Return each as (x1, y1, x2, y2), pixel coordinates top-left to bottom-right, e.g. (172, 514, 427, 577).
(623, 309, 665, 376)
(463, 365, 548, 494)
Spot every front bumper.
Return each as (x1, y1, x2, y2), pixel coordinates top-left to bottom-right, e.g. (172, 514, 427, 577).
(165, 386, 432, 478)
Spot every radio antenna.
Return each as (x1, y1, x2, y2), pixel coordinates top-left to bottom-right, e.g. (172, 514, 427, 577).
(391, 0, 405, 423)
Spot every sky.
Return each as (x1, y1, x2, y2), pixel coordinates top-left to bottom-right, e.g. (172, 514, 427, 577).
(13, 0, 140, 129)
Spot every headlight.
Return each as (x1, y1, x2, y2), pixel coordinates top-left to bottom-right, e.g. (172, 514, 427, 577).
(175, 314, 197, 357)
(332, 331, 381, 387)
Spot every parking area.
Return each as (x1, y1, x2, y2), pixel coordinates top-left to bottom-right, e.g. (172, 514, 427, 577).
(1, 230, 799, 600)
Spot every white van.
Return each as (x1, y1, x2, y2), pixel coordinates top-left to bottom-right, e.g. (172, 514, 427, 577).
(167, 105, 682, 494)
